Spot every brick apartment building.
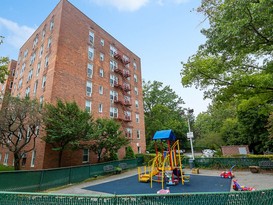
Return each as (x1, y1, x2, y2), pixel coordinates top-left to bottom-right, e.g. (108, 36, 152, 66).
(0, 0, 146, 170)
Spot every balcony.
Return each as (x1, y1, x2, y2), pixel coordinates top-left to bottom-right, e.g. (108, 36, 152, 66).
(114, 52, 130, 66)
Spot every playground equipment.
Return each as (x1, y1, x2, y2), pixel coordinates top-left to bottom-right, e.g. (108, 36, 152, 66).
(220, 165, 236, 179)
(232, 179, 255, 191)
(138, 130, 189, 189)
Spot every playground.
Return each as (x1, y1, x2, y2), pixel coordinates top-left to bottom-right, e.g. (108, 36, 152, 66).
(49, 130, 272, 195)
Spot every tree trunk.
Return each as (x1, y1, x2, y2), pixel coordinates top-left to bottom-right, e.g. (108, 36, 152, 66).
(13, 152, 21, 170)
(58, 150, 63, 167)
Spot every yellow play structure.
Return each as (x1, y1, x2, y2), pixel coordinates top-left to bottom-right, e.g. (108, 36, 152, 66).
(138, 130, 190, 189)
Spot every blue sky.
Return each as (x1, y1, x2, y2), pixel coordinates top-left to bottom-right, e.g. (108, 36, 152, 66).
(0, 0, 210, 115)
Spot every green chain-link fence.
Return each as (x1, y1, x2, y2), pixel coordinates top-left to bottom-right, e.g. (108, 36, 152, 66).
(0, 189, 273, 205)
(0, 158, 140, 192)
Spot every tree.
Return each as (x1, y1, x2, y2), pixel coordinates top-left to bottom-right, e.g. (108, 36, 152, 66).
(0, 36, 9, 84)
(143, 80, 188, 151)
(181, 0, 273, 102)
(88, 118, 129, 162)
(181, 0, 273, 153)
(0, 96, 41, 170)
(43, 100, 93, 167)
(143, 80, 185, 114)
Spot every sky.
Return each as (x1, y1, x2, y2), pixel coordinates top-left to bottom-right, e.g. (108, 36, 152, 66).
(0, 0, 211, 115)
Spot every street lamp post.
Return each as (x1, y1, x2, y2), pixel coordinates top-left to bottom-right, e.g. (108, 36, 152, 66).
(186, 109, 195, 160)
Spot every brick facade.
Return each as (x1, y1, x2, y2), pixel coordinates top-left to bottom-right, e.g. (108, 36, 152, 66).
(221, 145, 250, 156)
(0, 0, 146, 170)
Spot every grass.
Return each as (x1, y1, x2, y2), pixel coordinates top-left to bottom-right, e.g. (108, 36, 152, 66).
(0, 164, 14, 172)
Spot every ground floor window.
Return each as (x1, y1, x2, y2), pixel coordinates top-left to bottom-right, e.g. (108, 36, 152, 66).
(82, 149, 89, 163)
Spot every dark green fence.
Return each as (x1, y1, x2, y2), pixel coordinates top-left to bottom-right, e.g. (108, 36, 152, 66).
(0, 158, 140, 192)
(0, 189, 273, 205)
(182, 157, 271, 169)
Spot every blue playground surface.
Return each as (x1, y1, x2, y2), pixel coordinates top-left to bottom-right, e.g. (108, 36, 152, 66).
(83, 174, 232, 195)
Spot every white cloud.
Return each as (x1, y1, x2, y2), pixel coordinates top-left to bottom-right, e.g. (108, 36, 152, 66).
(156, 0, 190, 6)
(92, 0, 149, 11)
(0, 17, 35, 49)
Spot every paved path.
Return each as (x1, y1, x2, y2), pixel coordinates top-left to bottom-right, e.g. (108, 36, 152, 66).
(49, 168, 273, 195)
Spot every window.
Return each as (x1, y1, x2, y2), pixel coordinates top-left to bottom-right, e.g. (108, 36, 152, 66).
(135, 100, 139, 108)
(35, 125, 40, 136)
(27, 69, 33, 82)
(18, 131, 22, 141)
(9, 81, 13, 89)
(137, 130, 141, 139)
(134, 87, 138, 95)
(136, 114, 140, 123)
(89, 31, 94, 44)
(110, 74, 118, 86)
(39, 96, 44, 109)
(33, 80, 38, 95)
(99, 103, 103, 113)
(100, 39, 104, 46)
(134, 74, 138, 83)
(36, 62, 41, 76)
(110, 60, 117, 71)
(110, 90, 118, 102)
(123, 55, 130, 68)
(100, 53, 104, 61)
(30, 150, 36, 167)
(87, 63, 93, 78)
(21, 153, 27, 167)
(23, 49, 28, 60)
(82, 149, 89, 163)
(39, 45, 44, 58)
(110, 107, 118, 118)
(42, 28, 46, 40)
(45, 55, 49, 67)
(138, 146, 141, 154)
(26, 127, 31, 142)
(29, 52, 36, 66)
(133, 62, 137, 70)
(0, 153, 2, 162)
(110, 45, 117, 57)
(99, 68, 104, 77)
(99, 85, 103, 94)
(88, 46, 94, 61)
(33, 34, 38, 48)
(47, 37, 52, 48)
(85, 100, 91, 112)
(11, 69, 15, 76)
(126, 128, 132, 138)
(50, 18, 54, 31)
(20, 63, 26, 77)
(42, 75, 47, 89)
(18, 79, 23, 89)
(86, 81, 92, 96)
(124, 111, 131, 121)
(25, 87, 30, 97)
(3, 153, 9, 165)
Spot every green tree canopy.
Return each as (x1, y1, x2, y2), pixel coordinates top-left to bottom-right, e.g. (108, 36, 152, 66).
(43, 100, 93, 167)
(0, 96, 42, 170)
(181, 0, 273, 102)
(0, 36, 9, 84)
(143, 80, 188, 151)
(87, 118, 129, 162)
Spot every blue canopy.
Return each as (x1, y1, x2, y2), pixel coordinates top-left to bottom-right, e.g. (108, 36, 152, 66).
(152, 130, 176, 141)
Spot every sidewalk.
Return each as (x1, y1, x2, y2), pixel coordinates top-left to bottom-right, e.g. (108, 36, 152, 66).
(49, 168, 273, 195)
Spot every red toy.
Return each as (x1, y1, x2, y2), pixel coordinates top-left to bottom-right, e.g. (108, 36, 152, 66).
(220, 165, 235, 179)
(233, 179, 255, 191)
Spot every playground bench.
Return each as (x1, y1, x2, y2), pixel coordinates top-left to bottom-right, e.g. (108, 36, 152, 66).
(103, 165, 115, 174)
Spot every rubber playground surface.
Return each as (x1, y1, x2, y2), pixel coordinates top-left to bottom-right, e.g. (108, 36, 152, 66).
(83, 174, 231, 195)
